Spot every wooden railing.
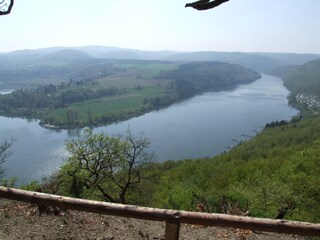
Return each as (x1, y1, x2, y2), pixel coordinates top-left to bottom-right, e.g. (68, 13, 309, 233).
(0, 186, 319, 239)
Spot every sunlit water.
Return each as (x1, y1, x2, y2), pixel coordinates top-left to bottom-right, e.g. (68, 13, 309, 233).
(0, 74, 298, 185)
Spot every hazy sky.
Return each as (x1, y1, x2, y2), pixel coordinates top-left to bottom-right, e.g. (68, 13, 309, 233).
(1, 0, 320, 53)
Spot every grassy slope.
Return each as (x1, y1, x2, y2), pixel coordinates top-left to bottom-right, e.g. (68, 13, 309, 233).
(53, 86, 167, 122)
(96, 63, 177, 88)
(42, 62, 177, 127)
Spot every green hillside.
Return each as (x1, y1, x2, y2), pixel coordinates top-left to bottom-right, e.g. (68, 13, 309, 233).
(19, 57, 320, 224)
(148, 117, 320, 223)
(270, 59, 320, 113)
(145, 60, 320, 222)
(39, 115, 320, 223)
(156, 61, 260, 98)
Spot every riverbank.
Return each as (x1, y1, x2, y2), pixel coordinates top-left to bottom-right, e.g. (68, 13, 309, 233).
(1, 74, 298, 185)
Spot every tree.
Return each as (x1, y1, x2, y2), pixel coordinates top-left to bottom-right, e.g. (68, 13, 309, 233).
(66, 108, 79, 126)
(65, 128, 154, 204)
(0, 139, 13, 177)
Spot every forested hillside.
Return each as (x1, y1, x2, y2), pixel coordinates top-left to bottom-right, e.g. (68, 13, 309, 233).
(148, 117, 320, 223)
(270, 59, 320, 113)
(145, 60, 320, 223)
(27, 115, 320, 223)
(156, 61, 260, 98)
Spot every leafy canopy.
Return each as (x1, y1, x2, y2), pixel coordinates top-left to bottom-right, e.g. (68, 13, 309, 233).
(64, 128, 154, 204)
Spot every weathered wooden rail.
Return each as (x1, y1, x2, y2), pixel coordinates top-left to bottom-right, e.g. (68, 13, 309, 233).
(0, 186, 320, 239)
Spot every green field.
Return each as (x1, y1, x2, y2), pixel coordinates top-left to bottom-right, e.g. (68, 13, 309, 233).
(0, 60, 260, 128)
(34, 62, 178, 126)
(96, 63, 177, 89)
(118, 63, 178, 78)
(52, 85, 168, 124)
(50, 62, 178, 125)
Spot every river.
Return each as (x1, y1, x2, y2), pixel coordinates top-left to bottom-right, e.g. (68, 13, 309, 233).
(0, 74, 298, 185)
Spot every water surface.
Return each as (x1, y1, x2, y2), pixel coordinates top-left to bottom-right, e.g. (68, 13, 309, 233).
(0, 74, 298, 184)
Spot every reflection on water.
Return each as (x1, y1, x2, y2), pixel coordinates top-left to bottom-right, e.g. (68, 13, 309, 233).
(0, 74, 298, 184)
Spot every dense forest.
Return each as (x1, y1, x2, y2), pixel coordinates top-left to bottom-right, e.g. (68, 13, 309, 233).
(270, 59, 320, 114)
(156, 61, 260, 98)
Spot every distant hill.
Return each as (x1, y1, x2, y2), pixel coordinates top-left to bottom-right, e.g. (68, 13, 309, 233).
(44, 49, 91, 62)
(73, 46, 178, 60)
(99, 50, 142, 59)
(270, 59, 320, 112)
(1, 46, 320, 73)
(0, 49, 92, 69)
(271, 59, 320, 96)
(165, 52, 281, 72)
(166, 52, 320, 72)
(254, 52, 320, 66)
(156, 61, 261, 98)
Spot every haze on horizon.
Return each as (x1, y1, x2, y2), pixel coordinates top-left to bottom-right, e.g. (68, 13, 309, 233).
(1, 0, 320, 54)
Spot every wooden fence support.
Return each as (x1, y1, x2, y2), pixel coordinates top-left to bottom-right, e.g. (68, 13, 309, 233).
(165, 221, 180, 240)
(0, 186, 320, 238)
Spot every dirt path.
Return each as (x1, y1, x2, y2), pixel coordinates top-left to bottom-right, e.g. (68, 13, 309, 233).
(0, 200, 314, 240)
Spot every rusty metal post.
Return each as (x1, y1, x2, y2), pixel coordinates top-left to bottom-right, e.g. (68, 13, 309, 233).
(165, 221, 180, 240)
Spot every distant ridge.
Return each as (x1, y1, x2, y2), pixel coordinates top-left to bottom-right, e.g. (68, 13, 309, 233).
(1, 46, 320, 72)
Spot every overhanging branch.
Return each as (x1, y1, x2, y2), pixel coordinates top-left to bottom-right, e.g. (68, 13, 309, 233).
(0, 0, 14, 16)
(185, 0, 229, 11)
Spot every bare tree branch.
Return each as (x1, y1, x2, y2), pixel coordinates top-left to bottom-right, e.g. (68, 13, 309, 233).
(0, 0, 14, 16)
(0, 139, 13, 177)
(185, 0, 229, 11)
